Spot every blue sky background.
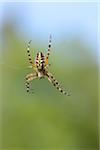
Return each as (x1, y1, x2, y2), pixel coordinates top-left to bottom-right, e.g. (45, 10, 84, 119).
(0, 2, 98, 53)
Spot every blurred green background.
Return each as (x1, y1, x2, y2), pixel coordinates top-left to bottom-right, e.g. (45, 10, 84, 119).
(0, 2, 98, 150)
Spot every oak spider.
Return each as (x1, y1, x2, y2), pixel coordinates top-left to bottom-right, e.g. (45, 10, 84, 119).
(25, 35, 70, 96)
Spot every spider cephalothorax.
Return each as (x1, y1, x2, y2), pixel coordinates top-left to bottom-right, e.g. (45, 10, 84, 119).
(25, 35, 70, 96)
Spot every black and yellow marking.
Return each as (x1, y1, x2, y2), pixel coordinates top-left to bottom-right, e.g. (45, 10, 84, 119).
(25, 73, 38, 93)
(46, 72, 70, 96)
(25, 81, 30, 92)
(46, 35, 52, 63)
(27, 40, 33, 64)
(36, 52, 45, 69)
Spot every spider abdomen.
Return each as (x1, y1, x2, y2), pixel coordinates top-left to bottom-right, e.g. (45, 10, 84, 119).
(35, 52, 45, 70)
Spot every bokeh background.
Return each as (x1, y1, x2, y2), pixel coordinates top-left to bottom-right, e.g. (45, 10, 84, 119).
(0, 2, 98, 150)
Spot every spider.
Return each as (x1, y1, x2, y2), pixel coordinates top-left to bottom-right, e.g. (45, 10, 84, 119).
(25, 35, 70, 96)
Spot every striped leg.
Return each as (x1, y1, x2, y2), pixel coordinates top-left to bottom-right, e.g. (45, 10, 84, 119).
(27, 40, 33, 65)
(46, 72, 71, 96)
(45, 35, 52, 65)
(25, 73, 38, 93)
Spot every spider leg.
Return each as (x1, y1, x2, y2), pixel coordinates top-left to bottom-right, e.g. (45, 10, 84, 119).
(27, 40, 34, 65)
(46, 72, 71, 96)
(25, 73, 38, 93)
(45, 35, 52, 65)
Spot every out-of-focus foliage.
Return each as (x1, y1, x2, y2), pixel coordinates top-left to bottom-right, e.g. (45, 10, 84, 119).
(0, 22, 98, 150)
